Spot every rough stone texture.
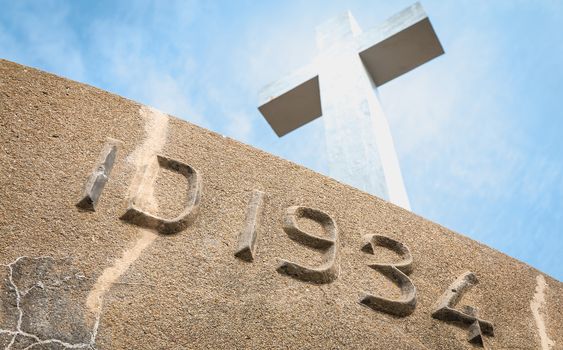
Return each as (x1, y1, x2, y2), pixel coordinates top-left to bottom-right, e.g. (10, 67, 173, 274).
(0, 266, 18, 331)
(9, 334, 37, 350)
(0, 335, 12, 349)
(0, 59, 562, 349)
(14, 257, 92, 344)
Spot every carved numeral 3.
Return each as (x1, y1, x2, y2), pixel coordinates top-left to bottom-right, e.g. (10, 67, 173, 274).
(359, 234, 416, 317)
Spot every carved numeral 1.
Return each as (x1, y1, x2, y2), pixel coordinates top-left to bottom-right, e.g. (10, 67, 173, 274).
(276, 206, 338, 284)
(235, 190, 265, 262)
(432, 271, 494, 347)
(76, 138, 121, 211)
(359, 234, 416, 317)
(120, 155, 202, 234)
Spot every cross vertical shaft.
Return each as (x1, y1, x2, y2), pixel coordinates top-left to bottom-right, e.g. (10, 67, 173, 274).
(258, 3, 443, 211)
(315, 13, 409, 208)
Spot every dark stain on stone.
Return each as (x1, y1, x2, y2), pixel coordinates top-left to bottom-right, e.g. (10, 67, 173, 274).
(10, 333, 37, 349)
(1, 256, 96, 347)
(0, 264, 18, 330)
(0, 334, 14, 349)
(26, 343, 68, 350)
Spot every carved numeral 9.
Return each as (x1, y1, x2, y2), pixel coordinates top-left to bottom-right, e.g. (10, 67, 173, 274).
(277, 206, 338, 284)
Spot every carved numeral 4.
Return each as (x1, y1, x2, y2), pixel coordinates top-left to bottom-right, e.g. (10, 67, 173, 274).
(432, 271, 494, 347)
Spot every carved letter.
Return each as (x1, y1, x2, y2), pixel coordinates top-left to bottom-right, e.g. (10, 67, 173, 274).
(277, 206, 338, 284)
(76, 138, 121, 211)
(235, 190, 265, 262)
(359, 234, 416, 317)
(120, 155, 201, 234)
(432, 271, 494, 347)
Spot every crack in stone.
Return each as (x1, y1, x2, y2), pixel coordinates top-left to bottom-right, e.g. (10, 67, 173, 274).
(530, 274, 555, 350)
(0, 331, 17, 336)
(5, 335, 16, 350)
(3, 107, 170, 350)
(1, 257, 95, 350)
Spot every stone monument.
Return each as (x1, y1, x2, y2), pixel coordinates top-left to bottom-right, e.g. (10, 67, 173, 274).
(0, 59, 561, 349)
(259, 3, 444, 210)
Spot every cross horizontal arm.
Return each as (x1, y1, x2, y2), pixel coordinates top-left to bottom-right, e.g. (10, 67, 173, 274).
(358, 2, 444, 86)
(258, 64, 321, 137)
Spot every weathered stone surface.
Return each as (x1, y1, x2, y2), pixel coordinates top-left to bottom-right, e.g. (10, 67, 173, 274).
(1, 59, 562, 349)
(0, 256, 93, 349)
(0, 334, 12, 349)
(9, 333, 37, 349)
(0, 265, 18, 332)
(13, 257, 93, 344)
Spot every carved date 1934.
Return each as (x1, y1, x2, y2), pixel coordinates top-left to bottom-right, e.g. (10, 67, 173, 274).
(76, 139, 495, 348)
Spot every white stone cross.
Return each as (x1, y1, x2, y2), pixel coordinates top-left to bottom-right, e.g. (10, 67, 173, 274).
(258, 3, 443, 210)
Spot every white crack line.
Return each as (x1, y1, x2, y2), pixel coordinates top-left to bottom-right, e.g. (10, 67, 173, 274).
(22, 338, 91, 350)
(4, 107, 170, 349)
(1, 256, 93, 350)
(530, 274, 555, 350)
(85, 106, 169, 348)
(5, 335, 16, 350)
(8, 257, 25, 334)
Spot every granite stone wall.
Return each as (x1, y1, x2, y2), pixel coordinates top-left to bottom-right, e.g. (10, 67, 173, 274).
(0, 59, 561, 349)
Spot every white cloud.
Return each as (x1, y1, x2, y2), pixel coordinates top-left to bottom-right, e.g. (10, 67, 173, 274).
(224, 111, 253, 142)
(84, 1, 206, 126)
(141, 72, 206, 126)
(380, 23, 522, 206)
(0, 1, 86, 81)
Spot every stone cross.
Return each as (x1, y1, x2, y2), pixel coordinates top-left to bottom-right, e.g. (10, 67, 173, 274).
(258, 3, 444, 210)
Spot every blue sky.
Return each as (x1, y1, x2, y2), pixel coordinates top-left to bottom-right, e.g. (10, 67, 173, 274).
(1, 0, 561, 280)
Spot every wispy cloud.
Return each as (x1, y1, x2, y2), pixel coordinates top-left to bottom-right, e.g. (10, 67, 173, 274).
(84, 1, 206, 126)
(0, 1, 85, 80)
(381, 16, 520, 202)
(1, 0, 561, 279)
